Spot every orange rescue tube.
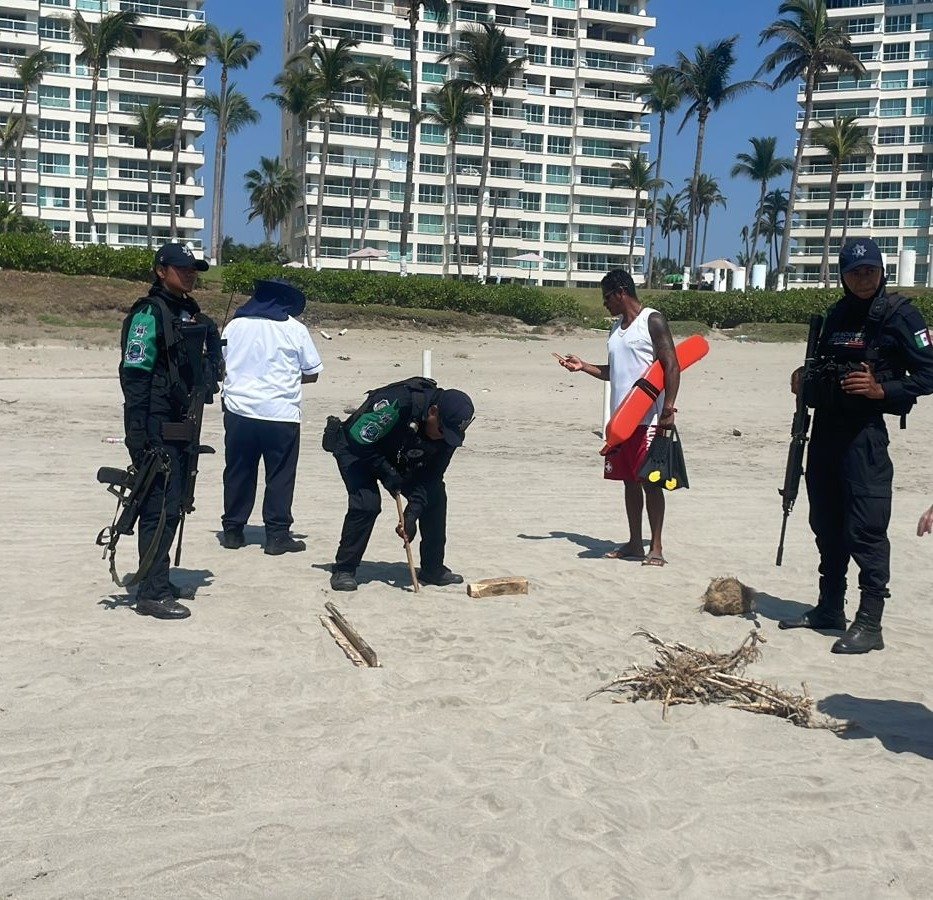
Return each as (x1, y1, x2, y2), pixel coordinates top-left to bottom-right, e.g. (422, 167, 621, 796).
(600, 335, 710, 456)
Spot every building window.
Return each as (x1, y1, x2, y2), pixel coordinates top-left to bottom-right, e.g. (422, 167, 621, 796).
(38, 186, 70, 209)
(526, 44, 545, 65)
(875, 182, 902, 200)
(914, 70, 933, 88)
(908, 153, 933, 172)
(417, 245, 442, 264)
(906, 182, 932, 201)
(912, 98, 933, 118)
(39, 17, 70, 41)
(546, 164, 571, 184)
(76, 189, 107, 212)
(76, 89, 107, 113)
(519, 221, 540, 240)
(422, 33, 447, 53)
(909, 125, 933, 144)
(418, 213, 443, 234)
(521, 162, 542, 183)
(904, 209, 931, 229)
(523, 104, 543, 124)
(876, 153, 903, 172)
(418, 184, 444, 204)
(38, 153, 70, 176)
(545, 193, 569, 213)
(523, 133, 543, 153)
(881, 70, 908, 90)
(419, 154, 445, 174)
(873, 209, 900, 228)
(38, 85, 69, 109)
(878, 126, 904, 145)
(38, 119, 69, 142)
(549, 107, 573, 127)
(883, 42, 910, 62)
(420, 122, 446, 144)
(884, 15, 911, 33)
(915, 41, 932, 61)
(547, 135, 571, 155)
(520, 191, 541, 211)
(544, 250, 567, 270)
(422, 62, 447, 84)
(880, 98, 906, 118)
(391, 121, 409, 142)
(550, 47, 575, 68)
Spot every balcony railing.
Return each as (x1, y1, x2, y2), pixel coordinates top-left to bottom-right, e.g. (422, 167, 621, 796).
(0, 18, 38, 34)
(116, 69, 205, 88)
(118, 2, 206, 22)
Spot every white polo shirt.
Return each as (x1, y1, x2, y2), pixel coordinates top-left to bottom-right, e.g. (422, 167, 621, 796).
(221, 316, 323, 423)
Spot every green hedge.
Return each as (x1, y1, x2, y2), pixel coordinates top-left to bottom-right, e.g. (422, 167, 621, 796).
(221, 263, 584, 326)
(650, 288, 933, 328)
(0, 233, 154, 281)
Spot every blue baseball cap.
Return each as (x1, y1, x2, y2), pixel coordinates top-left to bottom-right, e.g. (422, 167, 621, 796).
(437, 389, 475, 448)
(839, 238, 883, 275)
(154, 242, 209, 272)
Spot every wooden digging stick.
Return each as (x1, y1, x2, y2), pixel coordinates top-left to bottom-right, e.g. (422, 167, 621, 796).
(395, 493, 420, 593)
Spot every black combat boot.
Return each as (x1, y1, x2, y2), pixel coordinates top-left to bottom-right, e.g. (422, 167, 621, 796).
(136, 596, 191, 620)
(832, 595, 884, 654)
(265, 533, 306, 555)
(330, 570, 358, 591)
(220, 527, 245, 550)
(417, 567, 464, 587)
(778, 600, 846, 632)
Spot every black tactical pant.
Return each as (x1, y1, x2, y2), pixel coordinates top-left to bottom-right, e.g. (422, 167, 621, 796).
(221, 410, 300, 537)
(134, 443, 187, 603)
(806, 419, 892, 626)
(333, 450, 447, 575)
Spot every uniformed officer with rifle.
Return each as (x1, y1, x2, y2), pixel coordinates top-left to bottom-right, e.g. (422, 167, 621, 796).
(778, 238, 933, 653)
(322, 377, 474, 592)
(112, 242, 221, 620)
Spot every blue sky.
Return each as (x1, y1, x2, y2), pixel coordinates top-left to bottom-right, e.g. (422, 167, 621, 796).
(204, 0, 800, 261)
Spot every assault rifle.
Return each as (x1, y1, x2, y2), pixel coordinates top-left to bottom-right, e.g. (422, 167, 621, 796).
(775, 314, 823, 566)
(96, 448, 172, 586)
(163, 322, 217, 567)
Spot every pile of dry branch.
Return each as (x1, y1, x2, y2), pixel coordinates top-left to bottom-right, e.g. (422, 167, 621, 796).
(589, 630, 836, 730)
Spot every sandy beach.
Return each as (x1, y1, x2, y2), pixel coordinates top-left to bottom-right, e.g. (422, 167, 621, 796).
(2, 326, 932, 898)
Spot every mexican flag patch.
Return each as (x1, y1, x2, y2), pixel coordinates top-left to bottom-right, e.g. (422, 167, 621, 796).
(914, 328, 931, 349)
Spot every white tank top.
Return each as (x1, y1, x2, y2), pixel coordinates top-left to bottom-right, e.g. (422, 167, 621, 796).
(607, 306, 664, 428)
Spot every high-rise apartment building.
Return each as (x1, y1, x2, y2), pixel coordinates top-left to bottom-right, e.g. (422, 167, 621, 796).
(790, 0, 933, 287)
(0, 1, 206, 252)
(282, 0, 655, 285)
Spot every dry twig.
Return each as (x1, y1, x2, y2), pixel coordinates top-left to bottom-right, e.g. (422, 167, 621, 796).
(588, 629, 841, 730)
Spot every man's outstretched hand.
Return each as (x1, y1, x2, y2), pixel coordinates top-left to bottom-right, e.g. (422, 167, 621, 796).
(554, 352, 584, 372)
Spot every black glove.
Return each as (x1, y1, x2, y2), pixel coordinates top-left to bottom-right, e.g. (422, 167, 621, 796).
(125, 430, 148, 455)
(403, 507, 418, 542)
(377, 463, 405, 496)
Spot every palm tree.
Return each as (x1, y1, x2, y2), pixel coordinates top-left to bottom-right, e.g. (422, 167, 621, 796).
(399, 0, 449, 274)
(267, 66, 318, 264)
(2, 114, 29, 204)
(810, 115, 871, 287)
(695, 174, 726, 268)
(657, 191, 682, 263)
(245, 156, 299, 244)
(611, 153, 665, 272)
(759, 187, 789, 277)
(71, 10, 140, 238)
(663, 36, 760, 281)
(357, 60, 408, 262)
(424, 81, 481, 278)
(128, 101, 173, 249)
(672, 207, 688, 269)
(441, 22, 525, 280)
(199, 85, 259, 255)
(162, 25, 208, 239)
(289, 36, 361, 268)
(758, 0, 865, 286)
(206, 27, 261, 265)
(730, 136, 794, 280)
(13, 50, 51, 212)
(639, 68, 681, 287)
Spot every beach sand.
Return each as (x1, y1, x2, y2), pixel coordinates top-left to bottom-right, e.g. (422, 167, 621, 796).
(1, 327, 932, 897)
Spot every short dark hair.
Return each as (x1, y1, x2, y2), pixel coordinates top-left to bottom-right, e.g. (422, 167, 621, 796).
(601, 268, 637, 299)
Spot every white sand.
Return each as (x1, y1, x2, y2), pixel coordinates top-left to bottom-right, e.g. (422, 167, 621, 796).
(2, 328, 932, 897)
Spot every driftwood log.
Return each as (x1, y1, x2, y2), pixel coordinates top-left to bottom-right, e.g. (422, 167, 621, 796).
(322, 602, 380, 668)
(467, 576, 529, 598)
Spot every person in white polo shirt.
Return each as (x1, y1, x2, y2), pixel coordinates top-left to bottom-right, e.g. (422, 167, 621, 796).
(219, 280, 323, 555)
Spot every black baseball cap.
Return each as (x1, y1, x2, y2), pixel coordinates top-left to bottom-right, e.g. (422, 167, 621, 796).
(437, 389, 475, 448)
(839, 238, 884, 275)
(154, 241, 209, 272)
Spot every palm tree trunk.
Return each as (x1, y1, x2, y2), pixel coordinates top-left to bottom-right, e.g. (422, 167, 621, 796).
(683, 108, 707, 279)
(838, 192, 852, 288)
(399, 8, 419, 275)
(821, 165, 840, 289)
(442, 140, 451, 278)
(666, 226, 671, 262)
(170, 69, 188, 238)
(146, 144, 154, 249)
(313, 113, 330, 267)
(452, 142, 463, 279)
(677, 228, 683, 269)
(475, 96, 491, 280)
(210, 65, 228, 264)
(778, 75, 814, 285)
(748, 181, 767, 283)
(628, 187, 640, 268)
(348, 159, 357, 268)
(85, 69, 100, 238)
(485, 190, 499, 282)
(645, 112, 666, 287)
(701, 212, 710, 268)
(358, 105, 382, 266)
(3, 157, 9, 203)
(15, 88, 28, 212)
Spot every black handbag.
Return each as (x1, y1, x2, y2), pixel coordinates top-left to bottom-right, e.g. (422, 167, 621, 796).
(638, 426, 689, 491)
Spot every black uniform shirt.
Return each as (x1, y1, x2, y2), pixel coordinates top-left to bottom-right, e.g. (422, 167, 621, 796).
(343, 380, 454, 518)
(817, 289, 933, 424)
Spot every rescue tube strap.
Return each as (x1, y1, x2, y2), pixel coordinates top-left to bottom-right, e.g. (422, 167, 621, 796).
(634, 378, 661, 401)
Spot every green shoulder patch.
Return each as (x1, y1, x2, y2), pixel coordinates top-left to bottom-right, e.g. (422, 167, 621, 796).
(123, 305, 159, 372)
(349, 399, 400, 446)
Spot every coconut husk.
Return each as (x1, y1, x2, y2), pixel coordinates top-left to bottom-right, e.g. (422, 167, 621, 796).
(588, 630, 842, 730)
(701, 576, 756, 616)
